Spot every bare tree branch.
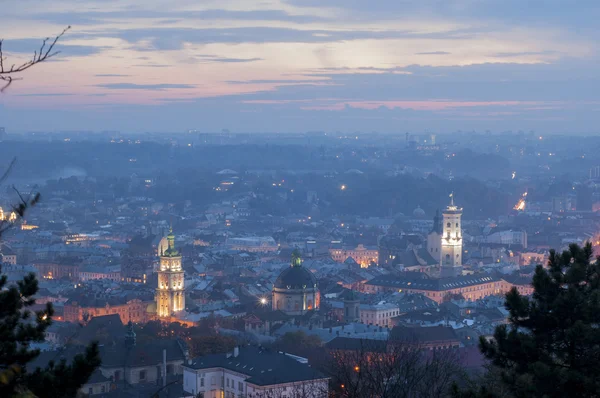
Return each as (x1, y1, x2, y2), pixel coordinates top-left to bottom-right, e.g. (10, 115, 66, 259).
(0, 26, 71, 92)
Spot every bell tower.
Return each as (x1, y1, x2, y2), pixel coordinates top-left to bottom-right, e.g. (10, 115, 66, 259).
(155, 228, 185, 318)
(440, 193, 463, 277)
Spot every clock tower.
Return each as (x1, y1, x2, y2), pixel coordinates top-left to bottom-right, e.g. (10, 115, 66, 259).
(440, 193, 463, 277)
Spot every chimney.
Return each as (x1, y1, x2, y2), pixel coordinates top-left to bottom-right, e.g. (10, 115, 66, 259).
(233, 346, 239, 358)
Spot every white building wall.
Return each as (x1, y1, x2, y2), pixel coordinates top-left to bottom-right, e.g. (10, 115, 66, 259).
(184, 367, 329, 398)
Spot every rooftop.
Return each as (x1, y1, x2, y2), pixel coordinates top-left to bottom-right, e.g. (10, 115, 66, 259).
(185, 346, 327, 386)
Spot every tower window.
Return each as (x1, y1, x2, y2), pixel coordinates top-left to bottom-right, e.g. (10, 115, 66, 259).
(456, 223, 459, 227)
(446, 223, 451, 228)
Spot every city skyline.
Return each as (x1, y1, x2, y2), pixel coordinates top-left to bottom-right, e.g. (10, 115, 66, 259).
(1, 0, 600, 133)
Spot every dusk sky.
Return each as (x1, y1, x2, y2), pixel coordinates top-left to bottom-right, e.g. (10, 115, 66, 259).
(1, 0, 600, 133)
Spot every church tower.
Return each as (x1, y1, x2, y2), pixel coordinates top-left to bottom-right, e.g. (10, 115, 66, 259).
(156, 228, 185, 318)
(440, 193, 463, 277)
(427, 209, 442, 262)
(343, 290, 360, 323)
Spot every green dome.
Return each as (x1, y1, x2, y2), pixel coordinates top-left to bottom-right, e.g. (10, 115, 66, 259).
(162, 228, 179, 257)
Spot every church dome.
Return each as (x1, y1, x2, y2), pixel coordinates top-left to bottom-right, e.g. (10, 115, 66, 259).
(413, 205, 426, 218)
(274, 250, 318, 290)
(274, 266, 318, 290)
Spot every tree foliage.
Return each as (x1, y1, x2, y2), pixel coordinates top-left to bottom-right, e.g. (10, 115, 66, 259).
(0, 273, 100, 397)
(455, 242, 600, 398)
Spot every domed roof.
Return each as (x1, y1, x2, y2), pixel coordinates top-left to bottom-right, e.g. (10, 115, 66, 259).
(274, 266, 318, 290)
(274, 250, 318, 290)
(413, 205, 426, 218)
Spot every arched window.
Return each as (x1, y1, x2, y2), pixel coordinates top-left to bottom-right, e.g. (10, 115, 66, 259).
(446, 222, 451, 228)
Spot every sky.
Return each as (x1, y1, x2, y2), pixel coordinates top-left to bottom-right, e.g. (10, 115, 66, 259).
(1, 0, 600, 134)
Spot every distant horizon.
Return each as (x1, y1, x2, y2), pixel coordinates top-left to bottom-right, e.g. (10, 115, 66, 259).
(2, 129, 600, 137)
(2, 0, 600, 133)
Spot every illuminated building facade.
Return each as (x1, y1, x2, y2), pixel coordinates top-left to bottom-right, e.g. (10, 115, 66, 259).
(329, 244, 378, 267)
(64, 298, 148, 324)
(440, 194, 463, 277)
(155, 229, 185, 318)
(0, 207, 17, 223)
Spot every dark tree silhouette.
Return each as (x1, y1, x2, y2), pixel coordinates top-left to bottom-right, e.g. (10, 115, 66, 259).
(326, 338, 464, 398)
(454, 242, 600, 398)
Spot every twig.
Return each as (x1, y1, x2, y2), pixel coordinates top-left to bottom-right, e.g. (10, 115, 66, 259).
(0, 26, 71, 92)
(0, 157, 17, 186)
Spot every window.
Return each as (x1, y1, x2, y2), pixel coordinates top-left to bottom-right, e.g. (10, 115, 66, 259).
(239, 381, 243, 391)
(139, 370, 146, 381)
(200, 378, 204, 387)
(227, 378, 230, 387)
(114, 370, 121, 381)
(88, 388, 93, 395)
(101, 386, 106, 393)
(446, 222, 451, 228)
(211, 376, 216, 385)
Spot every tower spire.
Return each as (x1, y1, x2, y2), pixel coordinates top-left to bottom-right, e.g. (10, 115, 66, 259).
(291, 249, 302, 267)
(449, 192, 454, 206)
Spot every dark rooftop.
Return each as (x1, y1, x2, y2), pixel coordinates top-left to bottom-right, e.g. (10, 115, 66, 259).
(366, 274, 500, 291)
(185, 346, 327, 386)
(390, 325, 459, 343)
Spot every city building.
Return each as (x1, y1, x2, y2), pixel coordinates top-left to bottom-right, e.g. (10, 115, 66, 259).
(358, 301, 401, 327)
(329, 244, 378, 267)
(429, 194, 464, 277)
(1, 246, 17, 265)
(427, 210, 443, 263)
(64, 298, 148, 324)
(390, 325, 460, 350)
(78, 264, 121, 282)
(364, 274, 501, 303)
(343, 290, 360, 323)
(33, 262, 79, 281)
(272, 250, 320, 315)
(227, 236, 278, 252)
(183, 346, 329, 398)
(378, 234, 423, 267)
(155, 229, 185, 318)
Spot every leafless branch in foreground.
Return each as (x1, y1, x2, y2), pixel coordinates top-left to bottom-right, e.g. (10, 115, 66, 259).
(0, 26, 71, 93)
